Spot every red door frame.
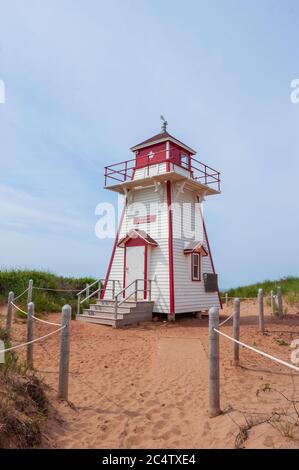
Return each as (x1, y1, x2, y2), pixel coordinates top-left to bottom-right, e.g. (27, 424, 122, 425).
(123, 238, 148, 300)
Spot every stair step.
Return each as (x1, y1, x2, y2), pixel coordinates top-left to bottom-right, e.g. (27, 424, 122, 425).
(95, 300, 154, 307)
(76, 310, 153, 327)
(91, 305, 153, 314)
(82, 309, 131, 319)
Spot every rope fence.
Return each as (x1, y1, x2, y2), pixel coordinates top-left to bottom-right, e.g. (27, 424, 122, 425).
(1, 289, 72, 400)
(0, 325, 66, 354)
(33, 287, 81, 292)
(209, 286, 297, 417)
(11, 302, 62, 327)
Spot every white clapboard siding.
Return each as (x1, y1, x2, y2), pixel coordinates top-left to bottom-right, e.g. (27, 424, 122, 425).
(133, 163, 167, 180)
(172, 185, 220, 313)
(104, 184, 170, 312)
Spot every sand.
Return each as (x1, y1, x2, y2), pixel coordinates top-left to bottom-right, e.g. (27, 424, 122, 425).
(1, 300, 299, 449)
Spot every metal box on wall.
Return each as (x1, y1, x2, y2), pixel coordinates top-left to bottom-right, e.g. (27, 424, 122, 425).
(203, 273, 218, 292)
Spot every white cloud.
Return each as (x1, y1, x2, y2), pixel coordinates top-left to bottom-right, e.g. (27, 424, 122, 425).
(0, 184, 90, 231)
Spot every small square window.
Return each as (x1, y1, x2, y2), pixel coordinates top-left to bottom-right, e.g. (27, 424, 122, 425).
(192, 253, 201, 281)
(181, 154, 189, 169)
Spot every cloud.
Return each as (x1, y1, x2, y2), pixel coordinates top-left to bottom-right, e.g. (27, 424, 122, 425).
(0, 184, 90, 232)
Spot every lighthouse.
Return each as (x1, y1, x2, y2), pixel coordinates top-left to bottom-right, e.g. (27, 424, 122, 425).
(77, 118, 221, 327)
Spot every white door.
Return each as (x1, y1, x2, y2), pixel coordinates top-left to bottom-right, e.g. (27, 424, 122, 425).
(125, 246, 145, 299)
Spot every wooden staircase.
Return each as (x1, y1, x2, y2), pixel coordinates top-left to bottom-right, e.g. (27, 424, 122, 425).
(76, 299, 154, 328)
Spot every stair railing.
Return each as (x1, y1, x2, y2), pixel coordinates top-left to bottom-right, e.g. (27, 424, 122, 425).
(113, 279, 152, 320)
(76, 279, 118, 315)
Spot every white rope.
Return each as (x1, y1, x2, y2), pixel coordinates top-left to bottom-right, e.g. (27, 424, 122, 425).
(31, 316, 61, 327)
(214, 328, 299, 374)
(33, 287, 81, 292)
(11, 302, 62, 327)
(13, 287, 29, 301)
(219, 312, 234, 327)
(0, 325, 66, 354)
(11, 301, 28, 315)
(222, 296, 257, 300)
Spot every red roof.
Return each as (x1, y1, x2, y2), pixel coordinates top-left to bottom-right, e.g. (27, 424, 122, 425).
(117, 229, 158, 248)
(130, 131, 196, 154)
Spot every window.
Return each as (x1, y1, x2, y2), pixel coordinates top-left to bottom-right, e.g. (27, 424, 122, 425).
(181, 153, 189, 169)
(192, 253, 201, 281)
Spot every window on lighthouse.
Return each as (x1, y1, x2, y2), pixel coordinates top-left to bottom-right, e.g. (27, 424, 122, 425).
(181, 153, 189, 169)
(192, 253, 201, 281)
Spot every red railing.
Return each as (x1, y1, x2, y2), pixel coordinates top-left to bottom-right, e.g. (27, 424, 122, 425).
(104, 148, 221, 191)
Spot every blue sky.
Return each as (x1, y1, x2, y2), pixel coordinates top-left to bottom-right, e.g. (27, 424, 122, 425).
(0, 0, 298, 288)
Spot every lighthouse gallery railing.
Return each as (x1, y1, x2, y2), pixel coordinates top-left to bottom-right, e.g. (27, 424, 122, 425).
(104, 148, 221, 191)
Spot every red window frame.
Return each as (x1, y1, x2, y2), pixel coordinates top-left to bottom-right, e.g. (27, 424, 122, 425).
(191, 253, 201, 281)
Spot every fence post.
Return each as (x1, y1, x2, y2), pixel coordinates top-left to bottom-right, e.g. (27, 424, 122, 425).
(58, 304, 72, 400)
(6, 291, 14, 336)
(85, 283, 90, 300)
(277, 287, 283, 320)
(27, 302, 34, 368)
(270, 290, 275, 317)
(208, 306, 221, 418)
(114, 296, 118, 320)
(258, 288, 264, 334)
(134, 280, 138, 302)
(225, 293, 228, 307)
(27, 279, 33, 304)
(77, 294, 81, 315)
(233, 298, 240, 365)
(98, 281, 101, 300)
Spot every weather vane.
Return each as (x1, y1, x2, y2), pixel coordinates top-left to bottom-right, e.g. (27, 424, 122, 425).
(160, 115, 168, 132)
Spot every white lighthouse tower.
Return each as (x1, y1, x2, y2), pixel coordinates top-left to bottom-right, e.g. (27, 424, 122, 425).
(77, 119, 221, 327)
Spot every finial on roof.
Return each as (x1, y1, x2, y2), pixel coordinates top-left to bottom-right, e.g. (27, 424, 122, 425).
(160, 115, 168, 133)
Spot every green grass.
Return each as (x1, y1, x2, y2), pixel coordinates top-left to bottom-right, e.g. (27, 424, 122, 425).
(0, 269, 97, 317)
(223, 276, 299, 305)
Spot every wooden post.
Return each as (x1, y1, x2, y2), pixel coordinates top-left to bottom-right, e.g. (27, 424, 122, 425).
(77, 294, 81, 315)
(27, 302, 34, 368)
(148, 280, 152, 302)
(257, 289, 265, 334)
(134, 280, 138, 302)
(277, 286, 283, 320)
(270, 290, 275, 317)
(258, 288, 264, 333)
(27, 279, 33, 304)
(225, 293, 228, 307)
(6, 291, 14, 335)
(233, 298, 240, 365)
(85, 283, 90, 300)
(58, 304, 71, 400)
(98, 281, 101, 300)
(208, 306, 221, 417)
(114, 296, 118, 320)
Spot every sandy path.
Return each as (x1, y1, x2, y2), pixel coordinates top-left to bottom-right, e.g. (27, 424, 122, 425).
(1, 301, 299, 449)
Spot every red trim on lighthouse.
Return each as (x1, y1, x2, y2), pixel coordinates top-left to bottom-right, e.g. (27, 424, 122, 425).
(101, 200, 127, 299)
(122, 246, 127, 298)
(144, 245, 148, 300)
(203, 220, 223, 309)
(122, 238, 149, 300)
(167, 180, 175, 317)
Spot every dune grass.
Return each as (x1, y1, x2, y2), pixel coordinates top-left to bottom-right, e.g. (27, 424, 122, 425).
(0, 269, 96, 316)
(223, 276, 299, 306)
